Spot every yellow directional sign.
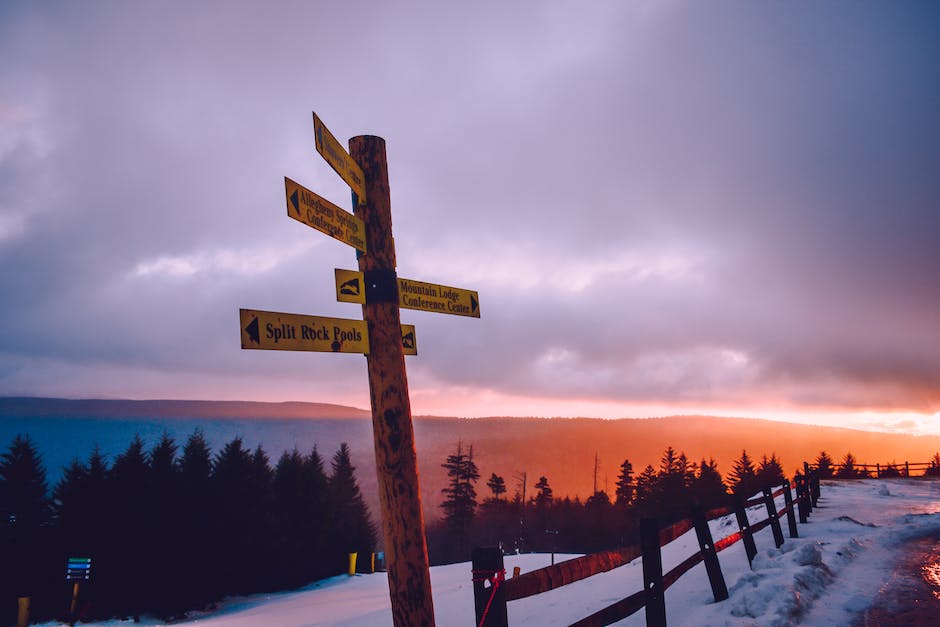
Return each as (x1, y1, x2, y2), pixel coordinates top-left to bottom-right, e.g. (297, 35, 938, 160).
(334, 269, 480, 318)
(401, 324, 418, 355)
(313, 112, 366, 203)
(239, 309, 417, 355)
(285, 178, 366, 252)
(335, 268, 366, 302)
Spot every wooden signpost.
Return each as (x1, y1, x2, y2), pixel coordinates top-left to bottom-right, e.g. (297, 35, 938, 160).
(238, 112, 478, 626)
(66, 557, 91, 624)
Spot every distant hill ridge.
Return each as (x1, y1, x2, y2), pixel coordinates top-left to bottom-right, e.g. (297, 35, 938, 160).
(0, 397, 370, 419)
(5, 397, 940, 522)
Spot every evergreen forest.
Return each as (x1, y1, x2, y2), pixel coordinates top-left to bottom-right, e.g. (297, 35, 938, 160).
(428, 443, 792, 564)
(0, 432, 376, 625)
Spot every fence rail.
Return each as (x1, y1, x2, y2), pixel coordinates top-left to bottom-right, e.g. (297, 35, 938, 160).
(472, 472, 821, 627)
(809, 459, 940, 478)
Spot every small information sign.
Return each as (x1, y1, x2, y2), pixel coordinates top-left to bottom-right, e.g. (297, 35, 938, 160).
(66, 557, 92, 581)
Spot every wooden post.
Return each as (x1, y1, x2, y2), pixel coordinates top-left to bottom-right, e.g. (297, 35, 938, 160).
(733, 495, 758, 566)
(783, 480, 799, 538)
(876, 463, 881, 478)
(763, 487, 784, 548)
(350, 135, 435, 627)
(471, 547, 508, 627)
(640, 518, 666, 627)
(691, 504, 728, 602)
(795, 475, 809, 523)
(68, 581, 81, 626)
(810, 472, 820, 506)
(16, 597, 29, 627)
(905, 461, 910, 477)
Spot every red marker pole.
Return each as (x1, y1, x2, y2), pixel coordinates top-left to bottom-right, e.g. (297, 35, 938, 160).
(350, 135, 435, 627)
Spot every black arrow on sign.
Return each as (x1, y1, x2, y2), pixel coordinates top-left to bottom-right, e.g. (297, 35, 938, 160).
(289, 190, 300, 215)
(340, 278, 361, 297)
(402, 332, 415, 350)
(245, 317, 260, 344)
(471, 295, 479, 314)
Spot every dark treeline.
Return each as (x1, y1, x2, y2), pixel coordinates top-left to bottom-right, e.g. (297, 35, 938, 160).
(0, 432, 376, 626)
(428, 444, 789, 564)
(430, 445, 940, 564)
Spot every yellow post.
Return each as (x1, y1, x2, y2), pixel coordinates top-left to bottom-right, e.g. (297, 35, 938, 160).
(371, 552, 376, 573)
(16, 597, 30, 627)
(513, 566, 521, 579)
(348, 552, 358, 576)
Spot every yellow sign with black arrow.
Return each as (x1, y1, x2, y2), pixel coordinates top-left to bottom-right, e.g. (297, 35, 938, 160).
(313, 112, 366, 203)
(240, 309, 416, 355)
(285, 177, 366, 252)
(334, 269, 480, 318)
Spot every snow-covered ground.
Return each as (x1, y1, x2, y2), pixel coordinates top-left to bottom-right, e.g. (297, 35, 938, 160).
(46, 478, 940, 626)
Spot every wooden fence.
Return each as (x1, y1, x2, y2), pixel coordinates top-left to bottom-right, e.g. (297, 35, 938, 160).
(807, 459, 940, 478)
(471, 472, 821, 627)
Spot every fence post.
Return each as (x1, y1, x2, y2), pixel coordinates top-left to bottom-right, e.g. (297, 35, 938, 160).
(876, 463, 880, 478)
(782, 480, 799, 538)
(810, 472, 820, 506)
(795, 475, 809, 523)
(691, 504, 728, 602)
(733, 495, 758, 566)
(472, 547, 508, 627)
(905, 461, 910, 477)
(640, 518, 666, 627)
(762, 487, 785, 548)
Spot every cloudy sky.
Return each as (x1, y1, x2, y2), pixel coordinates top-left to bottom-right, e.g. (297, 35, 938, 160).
(1, 2, 937, 433)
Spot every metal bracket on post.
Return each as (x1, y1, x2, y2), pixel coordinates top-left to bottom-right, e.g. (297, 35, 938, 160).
(364, 269, 399, 304)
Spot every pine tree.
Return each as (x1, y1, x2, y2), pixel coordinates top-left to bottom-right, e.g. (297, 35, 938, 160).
(106, 434, 151, 619)
(302, 447, 331, 580)
(145, 433, 182, 618)
(815, 451, 835, 477)
(0, 434, 50, 528)
(615, 458, 634, 506)
(756, 453, 786, 488)
(533, 476, 553, 507)
(329, 443, 377, 572)
(271, 447, 330, 586)
(0, 435, 52, 599)
(614, 459, 636, 507)
(926, 452, 940, 477)
(836, 452, 858, 478)
(634, 464, 658, 506)
(728, 450, 758, 497)
(440, 442, 480, 540)
(486, 473, 507, 502)
(178, 430, 215, 609)
(690, 458, 729, 507)
(211, 437, 258, 594)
